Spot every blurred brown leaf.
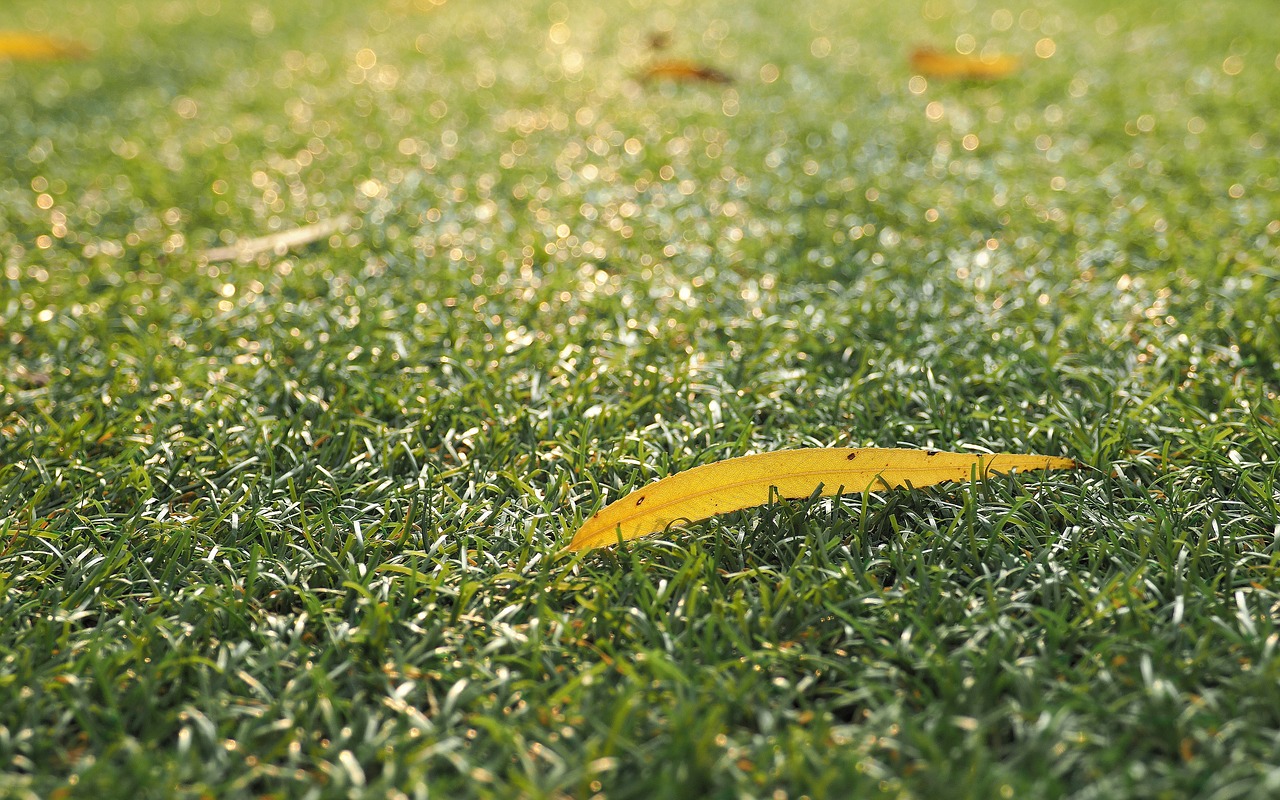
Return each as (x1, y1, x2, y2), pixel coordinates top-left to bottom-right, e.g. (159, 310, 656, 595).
(646, 31, 672, 52)
(640, 59, 733, 85)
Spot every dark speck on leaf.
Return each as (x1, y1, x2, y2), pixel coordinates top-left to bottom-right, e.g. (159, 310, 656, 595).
(927, 450, 939, 456)
(636, 496, 645, 506)
(846, 452, 857, 460)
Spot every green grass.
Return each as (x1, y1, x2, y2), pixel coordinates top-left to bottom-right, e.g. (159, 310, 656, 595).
(2, 0, 1279, 797)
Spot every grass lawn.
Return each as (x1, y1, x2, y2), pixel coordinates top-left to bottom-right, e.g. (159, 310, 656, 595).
(3, 0, 1279, 796)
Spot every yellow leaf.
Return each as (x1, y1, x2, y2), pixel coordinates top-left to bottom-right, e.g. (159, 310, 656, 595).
(909, 47, 1020, 81)
(640, 60, 733, 85)
(0, 32, 90, 62)
(569, 448, 1078, 551)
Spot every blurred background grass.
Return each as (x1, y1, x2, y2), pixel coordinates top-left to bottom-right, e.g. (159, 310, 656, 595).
(2, 1, 1278, 797)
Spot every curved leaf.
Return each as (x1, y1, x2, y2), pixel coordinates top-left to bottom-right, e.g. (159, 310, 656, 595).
(0, 32, 89, 62)
(569, 447, 1077, 551)
(909, 47, 1020, 80)
(640, 60, 733, 84)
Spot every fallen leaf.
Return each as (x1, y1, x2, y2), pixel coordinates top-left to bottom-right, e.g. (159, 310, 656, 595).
(640, 60, 733, 85)
(569, 447, 1078, 551)
(0, 32, 90, 62)
(647, 31, 672, 52)
(201, 214, 354, 262)
(909, 47, 1020, 80)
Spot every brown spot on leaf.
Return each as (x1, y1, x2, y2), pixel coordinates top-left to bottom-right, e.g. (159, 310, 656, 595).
(635, 496, 646, 506)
